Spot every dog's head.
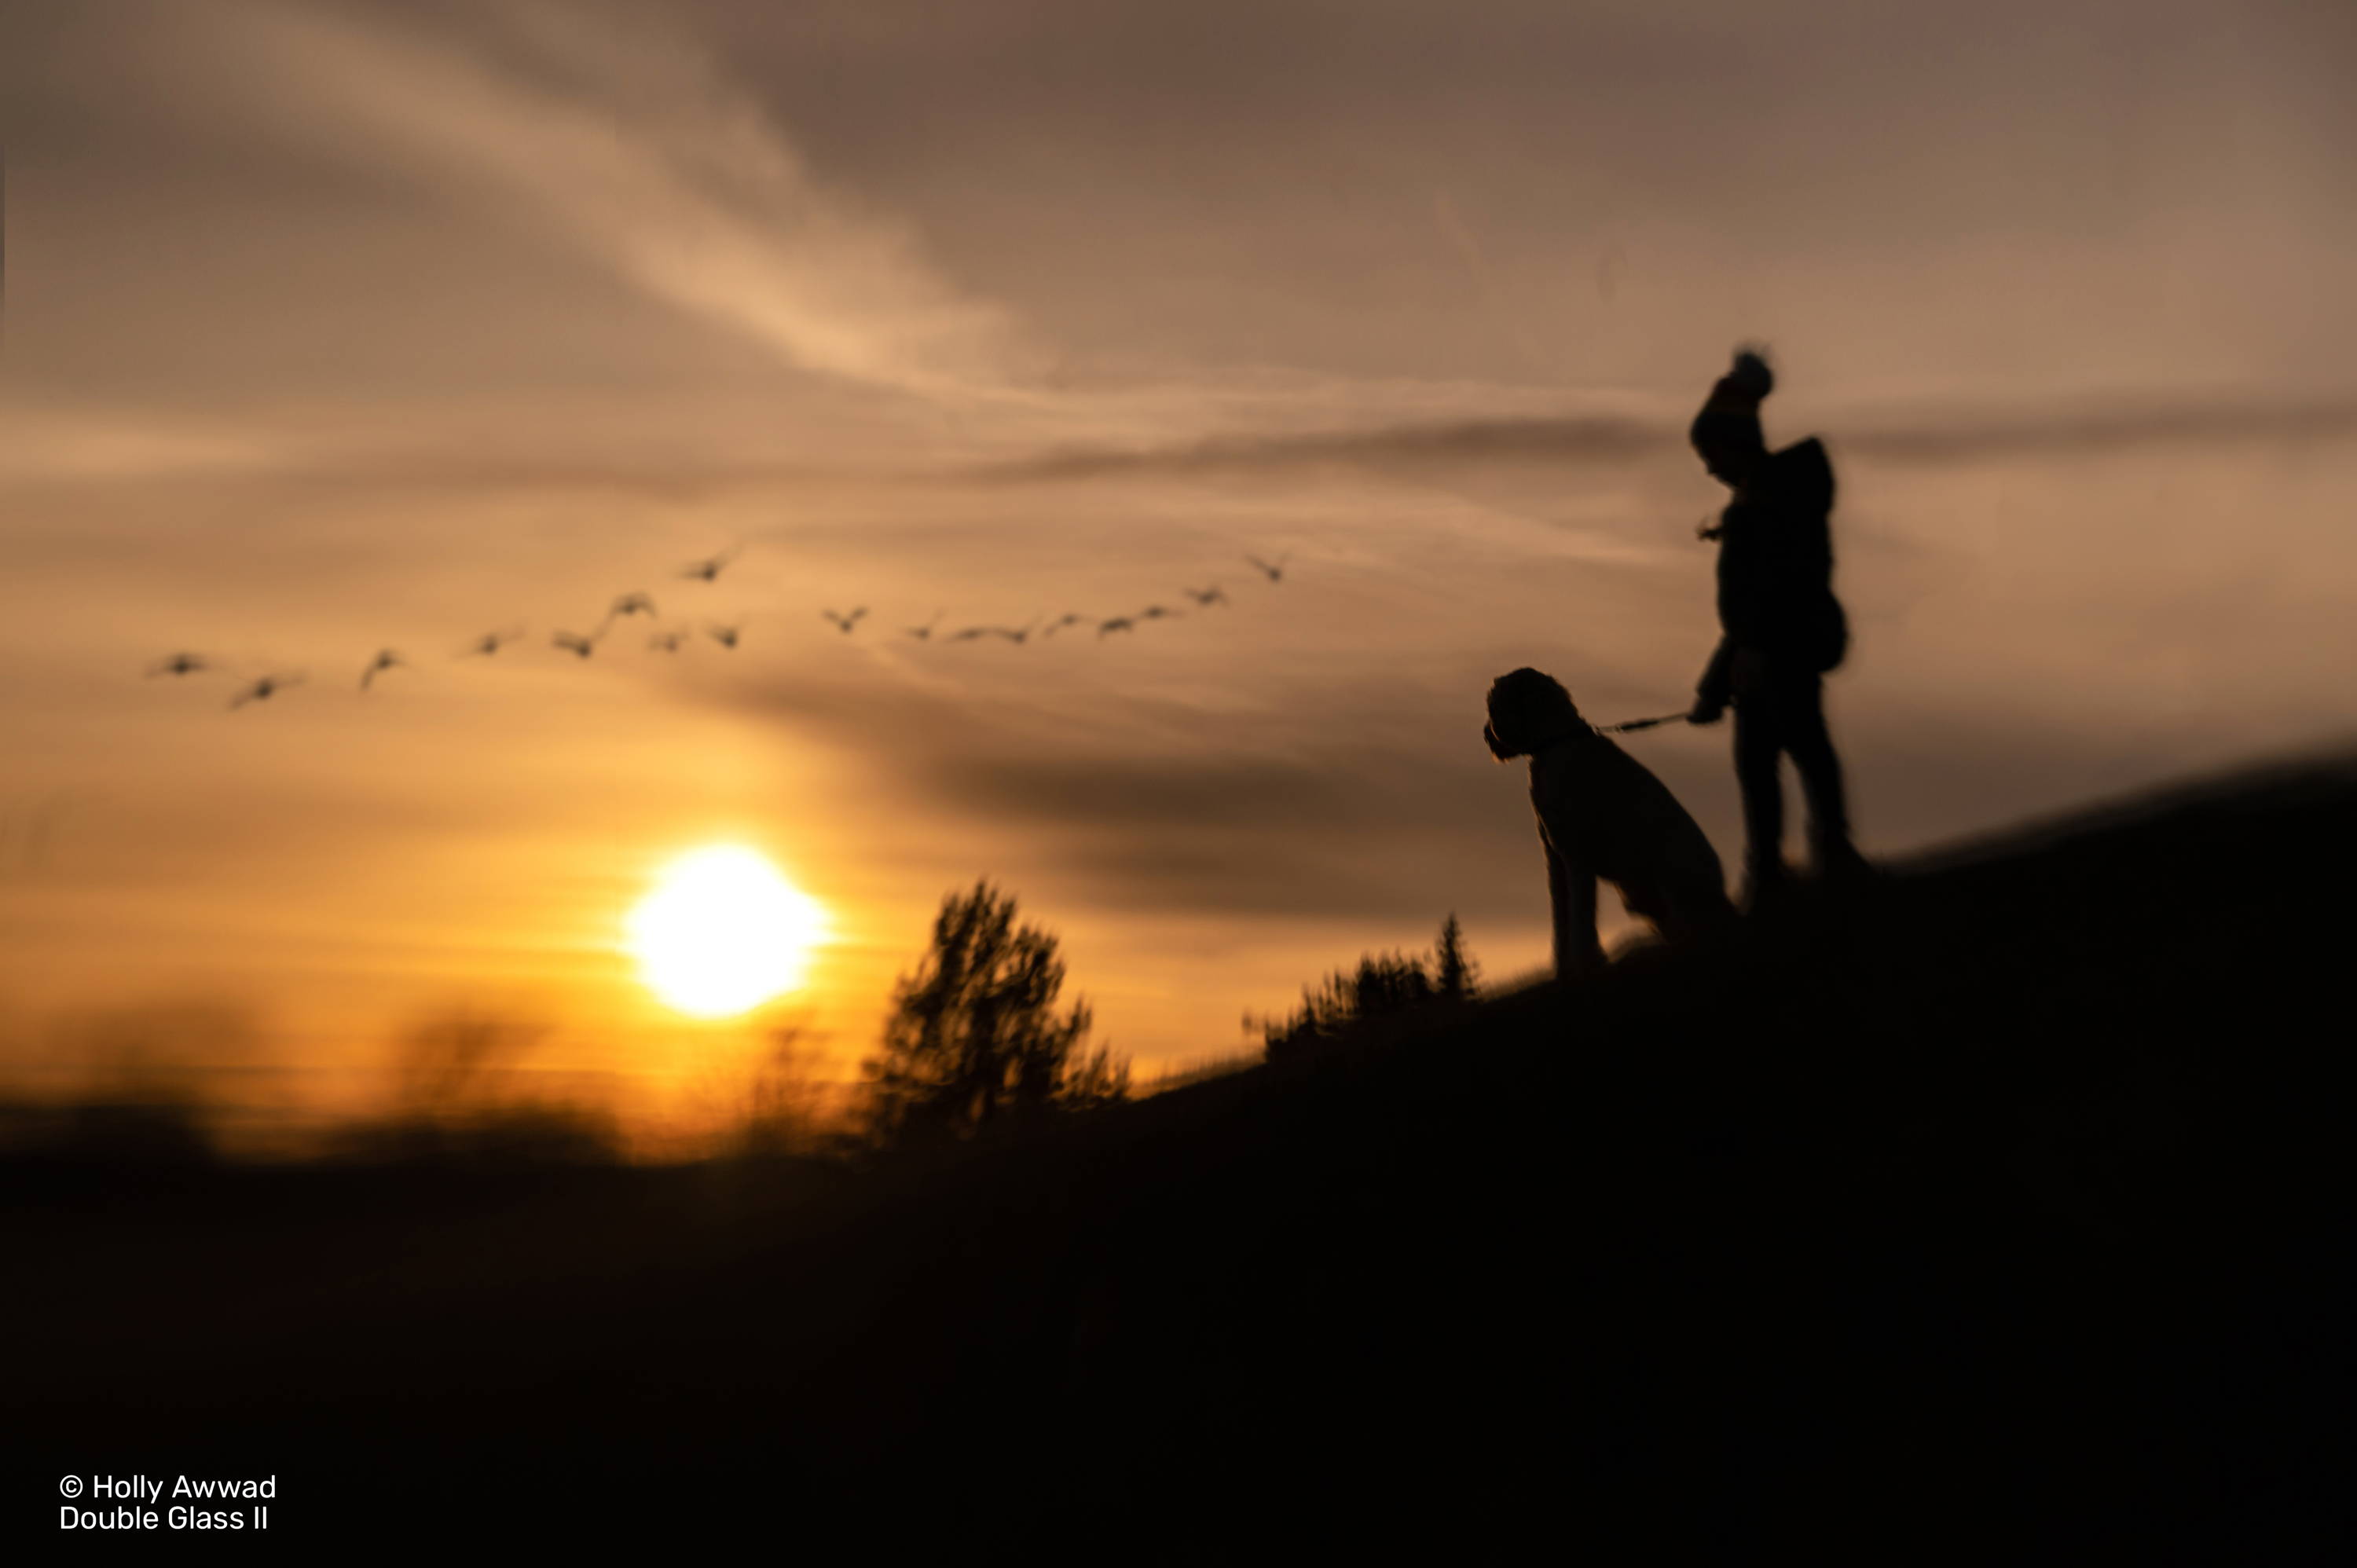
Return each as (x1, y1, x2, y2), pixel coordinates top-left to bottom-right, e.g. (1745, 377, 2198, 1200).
(1484, 668, 1582, 760)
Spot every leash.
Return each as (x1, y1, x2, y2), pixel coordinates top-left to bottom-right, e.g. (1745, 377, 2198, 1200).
(1595, 711, 1693, 734)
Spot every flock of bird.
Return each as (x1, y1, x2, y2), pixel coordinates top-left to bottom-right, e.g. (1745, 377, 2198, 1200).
(144, 548, 1297, 709)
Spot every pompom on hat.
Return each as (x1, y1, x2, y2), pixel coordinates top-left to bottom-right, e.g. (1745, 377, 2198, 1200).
(1690, 345, 1774, 465)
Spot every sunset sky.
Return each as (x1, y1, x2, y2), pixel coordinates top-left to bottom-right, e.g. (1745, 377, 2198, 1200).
(3, 0, 2352, 1147)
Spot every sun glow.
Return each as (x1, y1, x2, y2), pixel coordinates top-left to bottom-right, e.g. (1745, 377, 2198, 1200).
(626, 845, 827, 1018)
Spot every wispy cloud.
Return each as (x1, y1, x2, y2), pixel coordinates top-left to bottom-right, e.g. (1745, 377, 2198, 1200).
(223, 0, 1036, 402)
(0, 409, 290, 481)
(989, 413, 1663, 481)
(983, 395, 2357, 481)
(1838, 397, 2357, 461)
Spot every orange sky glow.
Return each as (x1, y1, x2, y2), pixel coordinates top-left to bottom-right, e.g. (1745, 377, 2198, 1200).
(2, 0, 2352, 1153)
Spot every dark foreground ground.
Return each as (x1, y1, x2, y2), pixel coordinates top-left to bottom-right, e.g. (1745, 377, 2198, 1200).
(8, 753, 2357, 1555)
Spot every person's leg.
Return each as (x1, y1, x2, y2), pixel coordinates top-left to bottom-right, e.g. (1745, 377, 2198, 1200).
(1779, 672, 1867, 877)
(1732, 691, 1787, 902)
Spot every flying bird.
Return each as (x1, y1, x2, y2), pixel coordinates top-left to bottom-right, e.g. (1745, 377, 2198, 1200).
(988, 619, 1043, 646)
(360, 649, 406, 690)
(552, 629, 602, 659)
(649, 630, 687, 654)
(1138, 605, 1182, 622)
(822, 607, 867, 634)
(1182, 585, 1230, 608)
(678, 545, 741, 582)
(947, 626, 992, 643)
(905, 612, 945, 641)
(1245, 553, 1292, 583)
(607, 592, 658, 621)
(705, 623, 742, 650)
(1040, 613, 1088, 639)
(146, 652, 211, 677)
(460, 628, 525, 658)
(1098, 617, 1135, 638)
(229, 672, 302, 709)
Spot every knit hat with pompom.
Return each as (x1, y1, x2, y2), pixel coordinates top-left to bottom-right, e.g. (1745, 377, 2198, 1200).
(1689, 346, 1774, 464)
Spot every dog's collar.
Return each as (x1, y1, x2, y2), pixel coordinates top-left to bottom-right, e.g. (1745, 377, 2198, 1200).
(1526, 722, 1601, 757)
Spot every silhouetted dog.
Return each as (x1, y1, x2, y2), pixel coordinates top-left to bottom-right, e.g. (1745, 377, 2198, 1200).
(1486, 669, 1736, 980)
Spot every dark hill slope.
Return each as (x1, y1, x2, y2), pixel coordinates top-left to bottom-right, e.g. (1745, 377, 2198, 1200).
(11, 753, 2357, 1554)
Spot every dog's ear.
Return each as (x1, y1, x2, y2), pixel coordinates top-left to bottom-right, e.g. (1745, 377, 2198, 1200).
(1483, 720, 1516, 761)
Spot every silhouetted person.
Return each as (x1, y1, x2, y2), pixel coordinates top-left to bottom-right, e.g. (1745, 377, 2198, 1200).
(1685, 347, 1866, 907)
(1486, 669, 1735, 980)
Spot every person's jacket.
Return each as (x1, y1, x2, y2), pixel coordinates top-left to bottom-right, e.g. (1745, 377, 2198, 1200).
(1712, 437, 1846, 673)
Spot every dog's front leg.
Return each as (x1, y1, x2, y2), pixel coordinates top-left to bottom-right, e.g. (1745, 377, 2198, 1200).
(1545, 833, 1605, 981)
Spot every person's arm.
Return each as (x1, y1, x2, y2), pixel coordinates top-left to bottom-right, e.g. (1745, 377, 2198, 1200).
(1691, 637, 1734, 724)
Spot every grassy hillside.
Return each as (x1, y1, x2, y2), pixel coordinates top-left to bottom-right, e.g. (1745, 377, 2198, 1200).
(10, 752, 2357, 1553)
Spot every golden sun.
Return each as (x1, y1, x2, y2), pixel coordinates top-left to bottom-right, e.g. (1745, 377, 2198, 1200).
(625, 845, 827, 1018)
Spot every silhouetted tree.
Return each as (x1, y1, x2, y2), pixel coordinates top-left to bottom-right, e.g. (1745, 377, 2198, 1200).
(343, 1009, 620, 1165)
(863, 881, 1128, 1149)
(1435, 912, 1480, 1003)
(1259, 916, 1483, 1060)
(736, 1023, 840, 1159)
(394, 1012, 544, 1118)
(1259, 951, 1431, 1059)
